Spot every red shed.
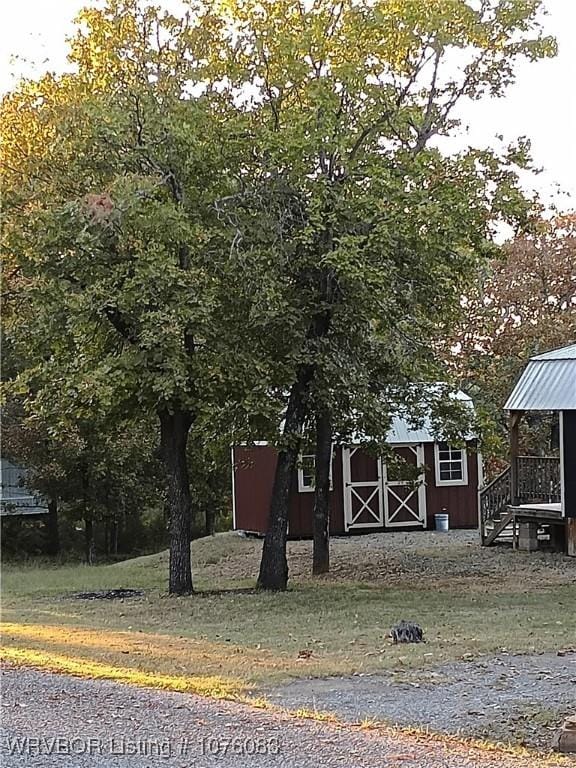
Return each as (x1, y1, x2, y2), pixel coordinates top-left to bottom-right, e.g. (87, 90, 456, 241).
(232, 394, 482, 536)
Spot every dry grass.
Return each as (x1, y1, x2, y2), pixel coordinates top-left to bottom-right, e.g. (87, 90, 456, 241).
(1, 645, 246, 700)
(2, 531, 575, 688)
(119, 530, 576, 592)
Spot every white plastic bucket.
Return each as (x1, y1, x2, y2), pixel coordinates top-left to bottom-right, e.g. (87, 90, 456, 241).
(435, 513, 449, 532)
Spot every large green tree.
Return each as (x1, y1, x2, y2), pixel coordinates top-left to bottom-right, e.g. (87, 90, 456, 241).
(1, 1, 256, 592)
(206, 0, 556, 589)
(1, 0, 558, 594)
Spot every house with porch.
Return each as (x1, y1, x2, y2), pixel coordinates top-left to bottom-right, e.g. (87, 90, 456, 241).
(480, 343, 576, 554)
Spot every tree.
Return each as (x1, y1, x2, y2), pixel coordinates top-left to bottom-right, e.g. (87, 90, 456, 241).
(208, 0, 555, 589)
(312, 410, 332, 575)
(445, 214, 576, 456)
(1, 0, 558, 593)
(1, 396, 164, 562)
(1, 1, 253, 591)
(187, 421, 234, 538)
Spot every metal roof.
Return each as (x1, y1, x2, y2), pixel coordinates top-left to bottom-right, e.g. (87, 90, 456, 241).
(0, 459, 49, 516)
(532, 344, 576, 361)
(504, 343, 576, 411)
(364, 390, 475, 445)
(344, 390, 477, 445)
(386, 417, 439, 444)
(273, 389, 475, 446)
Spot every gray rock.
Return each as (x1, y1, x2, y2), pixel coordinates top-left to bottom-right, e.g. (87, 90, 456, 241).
(390, 620, 424, 644)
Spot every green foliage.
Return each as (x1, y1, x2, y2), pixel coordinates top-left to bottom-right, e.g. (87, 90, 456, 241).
(0, 0, 558, 575)
(206, 0, 556, 449)
(1, 396, 166, 558)
(1, 1, 258, 581)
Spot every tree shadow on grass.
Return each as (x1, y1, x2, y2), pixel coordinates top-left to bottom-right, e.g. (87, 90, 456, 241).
(193, 587, 260, 597)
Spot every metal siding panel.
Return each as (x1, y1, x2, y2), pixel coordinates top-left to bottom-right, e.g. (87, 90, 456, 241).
(330, 446, 346, 535)
(424, 443, 479, 528)
(233, 446, 275, 533)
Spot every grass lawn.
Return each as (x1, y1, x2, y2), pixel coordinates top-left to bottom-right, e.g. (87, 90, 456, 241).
(2, 531, 575, 699)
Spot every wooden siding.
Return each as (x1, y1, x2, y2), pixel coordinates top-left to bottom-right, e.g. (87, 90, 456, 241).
(423, 443, 479, 529)
(232, 446, 346, 536)
(289, 447, 345, 536)
(232, 446, 276, 534)
(233, 442, 479, 536)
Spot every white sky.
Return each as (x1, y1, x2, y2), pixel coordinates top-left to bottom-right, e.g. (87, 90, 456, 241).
(1, 0, 575, 212)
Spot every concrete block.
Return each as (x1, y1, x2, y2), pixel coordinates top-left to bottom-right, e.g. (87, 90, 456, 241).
(552, 715, 576, 753)
(518, 521, 538, 552)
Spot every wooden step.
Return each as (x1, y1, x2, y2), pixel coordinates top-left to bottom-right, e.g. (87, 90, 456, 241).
(484, 518, 555, 546)
(483, 511, 514, 546)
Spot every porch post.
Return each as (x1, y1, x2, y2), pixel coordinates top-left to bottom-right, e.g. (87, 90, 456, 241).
(567, 521, 576, 558)
(561, 410, 576, 557)
(509, 411, 522, 505)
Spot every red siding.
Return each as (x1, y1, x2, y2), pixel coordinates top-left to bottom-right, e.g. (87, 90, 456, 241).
(423, 443, 479, 529)
(232, 446, 276, 534)
(233, 445, 346, 537)
(288, 447, 345, 537)
(233, 442, 479, 536)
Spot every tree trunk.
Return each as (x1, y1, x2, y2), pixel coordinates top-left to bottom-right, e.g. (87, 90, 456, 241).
(258, 261, 337, 591)
(103, 518, 110, 557)
(45, 499, 60, 556)
(205, 506, 215, 537)
(160, 408, 194, 595)
(111, 518, 119, 556)
(312, 410, 332, 575)
(258, 366, 313, 591)
(84, 517, 95, 565)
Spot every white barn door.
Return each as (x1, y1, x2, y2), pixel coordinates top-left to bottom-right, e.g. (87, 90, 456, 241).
(342, 447, 384, 531)
(383, 445, 427, 528)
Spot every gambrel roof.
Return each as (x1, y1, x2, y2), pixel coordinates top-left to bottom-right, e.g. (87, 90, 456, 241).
(386, 391, 474, 444)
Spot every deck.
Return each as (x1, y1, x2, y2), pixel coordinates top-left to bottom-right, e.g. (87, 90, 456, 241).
(479, 458, 562, 546)
(508, 502, 562, 520)
(505, 503, 564, 550)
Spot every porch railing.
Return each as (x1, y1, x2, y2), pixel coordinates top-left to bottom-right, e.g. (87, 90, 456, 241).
(480, 466, 511, 536)
(479, 455, 560, 543)
(515, 455, 561, 504)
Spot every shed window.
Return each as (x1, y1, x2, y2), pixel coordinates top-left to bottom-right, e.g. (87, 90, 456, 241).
(435, 443, 468, 486)
(297, 453, 333, 493)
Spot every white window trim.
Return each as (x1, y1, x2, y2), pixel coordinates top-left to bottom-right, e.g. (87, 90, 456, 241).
(434, 442, 468, 487)
(297, 452, 333, 493)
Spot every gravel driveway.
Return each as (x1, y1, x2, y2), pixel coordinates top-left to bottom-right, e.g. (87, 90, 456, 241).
(0, 666, 569, 768)
(263, 652, 576, 752)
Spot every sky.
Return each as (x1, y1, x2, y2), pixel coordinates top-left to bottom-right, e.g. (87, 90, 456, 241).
(1, 0, 575, 212)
